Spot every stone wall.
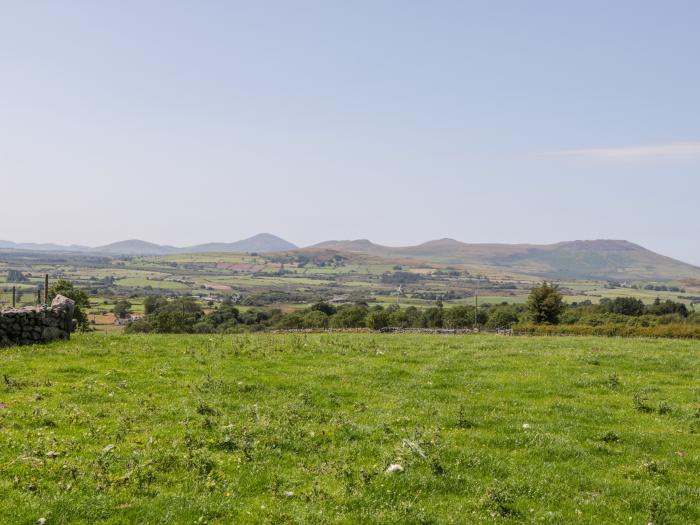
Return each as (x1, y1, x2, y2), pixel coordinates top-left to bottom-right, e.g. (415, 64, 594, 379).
(0, 295, 76, 347)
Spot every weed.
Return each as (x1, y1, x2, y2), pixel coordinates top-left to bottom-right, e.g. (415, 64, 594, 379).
(633, 392, 652, 413)
(456, 405, 476, 429)
(3, 374, 23, 391)
(485, 483, 517, 517)
(197, 400, 218, 416)
(601, 431, 620, 443)
(642, 459, 667, 476)
(657, 401, 672, 415)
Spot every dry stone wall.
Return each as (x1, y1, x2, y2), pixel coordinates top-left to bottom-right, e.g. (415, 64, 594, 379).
(0, 295, 75, 347)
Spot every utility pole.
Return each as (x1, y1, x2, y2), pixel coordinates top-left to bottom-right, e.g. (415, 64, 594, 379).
(473, 276, 479, 332)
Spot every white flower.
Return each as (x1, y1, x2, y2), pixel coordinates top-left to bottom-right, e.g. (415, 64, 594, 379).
(522, 423, 531, 429)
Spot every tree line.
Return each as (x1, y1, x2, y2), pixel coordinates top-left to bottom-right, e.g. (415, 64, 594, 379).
(123, 283, 698, 335)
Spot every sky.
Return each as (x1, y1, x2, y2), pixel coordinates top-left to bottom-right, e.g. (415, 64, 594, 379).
(1, 1, 699, 263)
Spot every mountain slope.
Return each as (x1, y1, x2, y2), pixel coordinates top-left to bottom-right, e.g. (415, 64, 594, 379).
(1, 234, 298, 256)
(188, 233, 297, 253)
(0, 240, 91, 252)
(93, 239, 181, 256)
(305, 238, 700, 281)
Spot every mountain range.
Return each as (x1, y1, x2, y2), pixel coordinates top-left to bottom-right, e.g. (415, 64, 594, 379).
(0, 233, 297, 256)
(2, 235, 699, 281)
(307, 238, 700, 281)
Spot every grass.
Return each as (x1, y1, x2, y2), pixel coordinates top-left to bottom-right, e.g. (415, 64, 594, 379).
(1, 333, 699, 524)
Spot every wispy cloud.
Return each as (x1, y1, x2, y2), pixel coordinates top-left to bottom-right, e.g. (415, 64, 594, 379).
(554, 141, 700, 160)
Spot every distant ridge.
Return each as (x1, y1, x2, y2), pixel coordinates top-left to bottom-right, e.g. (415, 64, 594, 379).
(304, 238, 700, 281)
(0, 234, 298, 256)
(0, 240, 92, 252)
(95, 239, 181, 256)
(2, 236, 699, 281)
(186, 234, 298, 254)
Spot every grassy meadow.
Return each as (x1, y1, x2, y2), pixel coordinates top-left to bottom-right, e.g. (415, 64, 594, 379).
(1, 333, 699, 524)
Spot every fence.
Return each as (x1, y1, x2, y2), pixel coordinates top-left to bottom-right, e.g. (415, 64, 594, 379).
(1, 274, 50, 308)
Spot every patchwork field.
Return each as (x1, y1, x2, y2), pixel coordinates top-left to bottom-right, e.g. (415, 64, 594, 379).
(2, 250, 699, 332)
(1, 334, 698, 523)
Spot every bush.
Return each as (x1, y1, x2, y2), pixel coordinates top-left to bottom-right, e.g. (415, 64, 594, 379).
(48, 279, 90, 331)
(329, 305, 368, 328)
(303, 310, 329, 329)
(514, 322, 700, 339)
(485, 307, 519, 329)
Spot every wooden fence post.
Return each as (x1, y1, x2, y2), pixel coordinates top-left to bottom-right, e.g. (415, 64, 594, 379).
(44, 274, 49, 304)
(12, 286, 16, 308)
(37, 288, 42, 305)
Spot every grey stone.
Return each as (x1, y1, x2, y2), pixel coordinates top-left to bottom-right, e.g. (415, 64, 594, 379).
(0, 295, 75, 347)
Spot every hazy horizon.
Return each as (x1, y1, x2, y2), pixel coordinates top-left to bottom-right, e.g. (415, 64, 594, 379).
(2, 1, 699, 264)
(4, 234, 700, 268)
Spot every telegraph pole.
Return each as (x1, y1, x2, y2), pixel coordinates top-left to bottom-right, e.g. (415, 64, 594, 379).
(473, 275, 479, 331)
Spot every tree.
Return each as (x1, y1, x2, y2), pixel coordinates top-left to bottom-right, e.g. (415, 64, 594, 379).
(366, 307, 391, 330)
(329, 305, 368, 328)
(303, 310, 329, 329)
(527, 282, 565, 324)
(113, 299, 133, 319)
(149, 298, 204, 333)
(144, 296, 168, 315)
(7, 269, 28, 283)
(443, 306, 473, 329)
(602, 297, 645, 316)
(310, 301, 336, 316)
(485, 307, 520, 329)
(421, 306, 443, 328)
(48, 279, 91, 331)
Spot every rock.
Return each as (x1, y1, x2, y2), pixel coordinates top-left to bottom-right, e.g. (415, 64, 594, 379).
(0, 295, 74, 347)
(385, 463, 404, 474)
(42, 327, 65, 341)
(51, 294, 75, 317)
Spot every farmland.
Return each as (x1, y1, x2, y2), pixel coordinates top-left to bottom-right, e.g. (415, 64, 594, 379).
(1, 249, 699, 334)
(1, 333, 699, 523)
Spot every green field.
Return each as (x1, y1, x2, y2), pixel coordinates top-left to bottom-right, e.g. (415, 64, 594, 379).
(1, 334, 699, 523)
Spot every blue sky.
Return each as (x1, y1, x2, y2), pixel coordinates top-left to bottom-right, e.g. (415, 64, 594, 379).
(1, 1, 699, 263)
